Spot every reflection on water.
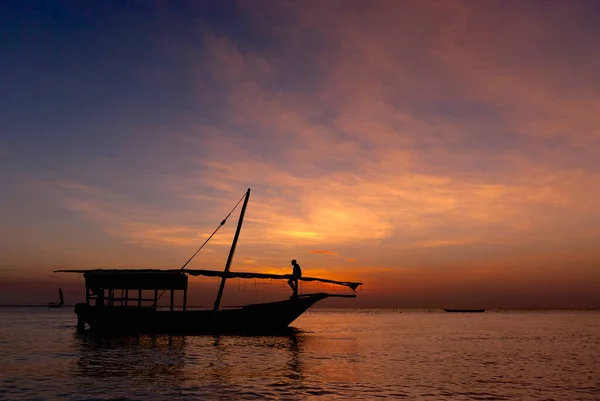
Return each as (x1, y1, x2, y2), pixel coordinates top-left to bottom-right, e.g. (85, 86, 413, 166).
(72, 328, 307, 399)
(182, 330, 308, 399)
(74, 333, 187, 384)
(1, 308, 599, 400)
(287, 333, 303, 382)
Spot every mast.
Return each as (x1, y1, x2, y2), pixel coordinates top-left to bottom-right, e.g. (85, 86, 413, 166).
(213, 188, 251, 311)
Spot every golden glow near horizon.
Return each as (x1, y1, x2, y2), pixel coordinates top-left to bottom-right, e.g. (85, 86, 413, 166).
(1, 1, 599, 307)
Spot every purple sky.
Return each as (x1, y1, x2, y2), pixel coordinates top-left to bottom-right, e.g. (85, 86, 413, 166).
(1, 1, 600, 307)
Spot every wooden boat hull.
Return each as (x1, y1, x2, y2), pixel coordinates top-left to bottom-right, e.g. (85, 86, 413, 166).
(443, 309, 485, 313)
(75, 293, 336, 334)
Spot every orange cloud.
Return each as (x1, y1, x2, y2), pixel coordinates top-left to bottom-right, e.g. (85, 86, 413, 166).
(6, 1, 600, 308)
(309, 250, 338, 256)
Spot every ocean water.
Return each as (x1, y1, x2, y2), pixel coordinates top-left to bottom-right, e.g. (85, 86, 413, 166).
(1, 308, 599, 400)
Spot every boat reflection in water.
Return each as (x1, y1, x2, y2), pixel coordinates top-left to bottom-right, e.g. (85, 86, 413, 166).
(73, 331, 306, 398)
(74, 333, 187, 386)
(203, 330, 306, 393)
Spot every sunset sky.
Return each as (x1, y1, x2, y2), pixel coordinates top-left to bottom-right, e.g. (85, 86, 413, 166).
(1, 1, 599, 308)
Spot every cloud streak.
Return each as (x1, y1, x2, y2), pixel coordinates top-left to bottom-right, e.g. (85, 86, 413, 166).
(2, 1, 600, 306)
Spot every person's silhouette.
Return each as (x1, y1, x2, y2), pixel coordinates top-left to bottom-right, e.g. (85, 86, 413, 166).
(288, 259, 302, 298)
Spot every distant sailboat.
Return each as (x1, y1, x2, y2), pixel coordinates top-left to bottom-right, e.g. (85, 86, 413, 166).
(48, 287, 64, 308)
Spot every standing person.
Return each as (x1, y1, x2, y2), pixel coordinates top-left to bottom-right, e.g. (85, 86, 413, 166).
(288, 259, 302, 298)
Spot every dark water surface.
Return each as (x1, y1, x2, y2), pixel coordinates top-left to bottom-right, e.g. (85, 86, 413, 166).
(1, 308, 599, 400)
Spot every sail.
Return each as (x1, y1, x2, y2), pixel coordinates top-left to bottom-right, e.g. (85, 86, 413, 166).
(58, 287, 64, 305)
(182, 269, 362, 291)
(55, 269, 363, 292)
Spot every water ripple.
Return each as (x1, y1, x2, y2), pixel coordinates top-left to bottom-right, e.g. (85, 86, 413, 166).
(0, 308, 599, 400)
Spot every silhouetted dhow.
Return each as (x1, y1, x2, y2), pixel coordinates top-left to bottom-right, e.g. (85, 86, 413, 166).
(55, 189, 362, 334)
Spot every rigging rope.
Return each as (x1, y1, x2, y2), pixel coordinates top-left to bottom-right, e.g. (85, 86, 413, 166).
(153, 191, 247, 306)
(179, 191, 247, 270)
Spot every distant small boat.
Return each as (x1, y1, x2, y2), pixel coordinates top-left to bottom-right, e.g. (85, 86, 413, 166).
(48, 287, 64, 308)
(443, 308, 485, 313)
